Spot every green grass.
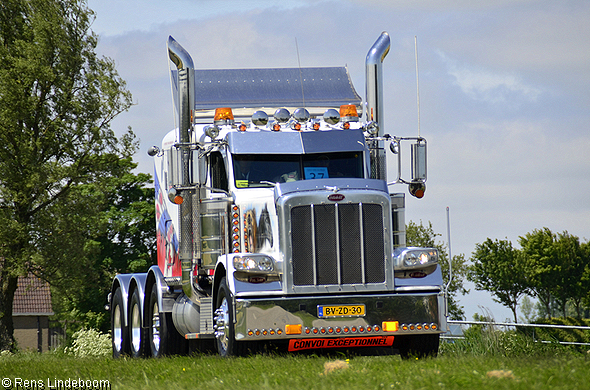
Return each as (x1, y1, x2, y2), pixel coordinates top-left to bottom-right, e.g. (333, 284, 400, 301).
(1, 335, 590, 390)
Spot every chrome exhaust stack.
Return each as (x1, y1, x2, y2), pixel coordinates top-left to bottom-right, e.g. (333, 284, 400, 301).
(167, 36, 195, 298)
(365, 32, 390, 181)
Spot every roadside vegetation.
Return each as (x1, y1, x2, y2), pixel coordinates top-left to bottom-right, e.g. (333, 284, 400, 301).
(1, 328, 589, 390)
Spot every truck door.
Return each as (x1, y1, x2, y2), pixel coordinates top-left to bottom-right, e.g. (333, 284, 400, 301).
(199, 151, 231, 269)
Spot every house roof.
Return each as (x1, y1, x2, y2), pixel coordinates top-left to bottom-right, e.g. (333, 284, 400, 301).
(12, 274, 54, 316)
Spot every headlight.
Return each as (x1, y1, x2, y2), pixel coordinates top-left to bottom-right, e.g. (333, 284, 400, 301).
(396, 248, 439, 269)
(233, 255, 274, 273)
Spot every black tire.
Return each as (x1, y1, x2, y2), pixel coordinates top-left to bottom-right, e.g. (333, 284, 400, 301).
(147, 285, 187, 357)
(214, 277, 238, 357)
(397, 334, 440, 359)
(111, 288, 129, 358)
(129, 288, 147, 358)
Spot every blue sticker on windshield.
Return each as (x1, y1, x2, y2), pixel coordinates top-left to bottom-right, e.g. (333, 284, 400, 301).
(304, 167, 329, 180)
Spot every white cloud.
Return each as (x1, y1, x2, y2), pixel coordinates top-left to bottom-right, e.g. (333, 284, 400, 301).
(89, 0, 590, 322)
(88, 0, 323, 36)
(348, 0, 537, 11)
(437, 51, 542, 104)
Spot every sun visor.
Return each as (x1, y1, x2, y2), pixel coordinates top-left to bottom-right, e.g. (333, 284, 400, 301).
(227, 129, 366, 155)
(171, 67, 361, 118)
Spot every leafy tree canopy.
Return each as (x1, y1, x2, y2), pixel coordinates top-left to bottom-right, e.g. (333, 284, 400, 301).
(406, 220, 469, 320)
(469, 238, 530, 323)
(520, 228, 589, 318)
(0, 0, 133, 350)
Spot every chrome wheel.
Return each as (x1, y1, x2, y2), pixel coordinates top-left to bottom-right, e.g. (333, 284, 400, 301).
(113, 302, 123, 352)
(151, 301, 161, 354)
(214, 278, 236, 357)
(130, 301, 142, 353)
(214, 297, 230, 354)
(111, 288, 129, 358)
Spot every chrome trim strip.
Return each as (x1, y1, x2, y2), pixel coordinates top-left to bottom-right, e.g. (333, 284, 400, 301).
(359, 203, 366, 284)
(334, 203, 341, 285)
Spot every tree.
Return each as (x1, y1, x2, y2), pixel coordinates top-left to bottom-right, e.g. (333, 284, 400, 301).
(406, 221, 469, 320)
(581, 241, 590, 318)
(0, 0, 133, 350)
(520, 228, 589, 318)
(47, 157, 155, 334)
(518, 228, 556, 318)
(518, 296, 537, 323)
(469, 238, 530, 323)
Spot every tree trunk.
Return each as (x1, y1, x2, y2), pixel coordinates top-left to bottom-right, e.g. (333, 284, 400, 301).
(0, 271, 19, 351)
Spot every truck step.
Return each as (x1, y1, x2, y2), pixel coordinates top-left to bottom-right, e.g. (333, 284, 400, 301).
(184, 332, 215, 340)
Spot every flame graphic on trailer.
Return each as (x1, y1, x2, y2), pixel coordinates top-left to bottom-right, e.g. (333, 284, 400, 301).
(155, 170, 180, 277)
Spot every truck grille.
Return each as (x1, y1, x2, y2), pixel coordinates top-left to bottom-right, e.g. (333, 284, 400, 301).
(291, 203, 385, 286)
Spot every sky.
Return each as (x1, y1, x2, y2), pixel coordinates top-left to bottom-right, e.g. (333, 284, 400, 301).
(87, 0, 590, 322)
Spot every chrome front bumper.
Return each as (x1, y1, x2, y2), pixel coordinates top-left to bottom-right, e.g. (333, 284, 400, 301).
(234, 290, 445, 341)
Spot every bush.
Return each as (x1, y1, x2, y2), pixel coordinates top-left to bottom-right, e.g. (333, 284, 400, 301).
(65, 328, 111, 358)
(524, 317, 590, 350)
(440, 324, 572, 357)
(0, 350, 13, 358)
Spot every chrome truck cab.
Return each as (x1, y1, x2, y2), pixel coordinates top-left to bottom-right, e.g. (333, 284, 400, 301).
(182, 119, 445, 356)
(109, 32, 447, 359)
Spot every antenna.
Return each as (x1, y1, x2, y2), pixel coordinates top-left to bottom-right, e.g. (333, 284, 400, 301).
(445, 206, 453, 293)
(295, 37, 305, 107)
(415, 36, 420, 138)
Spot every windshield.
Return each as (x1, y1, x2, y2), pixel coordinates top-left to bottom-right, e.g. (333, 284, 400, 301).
(233, 152, 364, 188)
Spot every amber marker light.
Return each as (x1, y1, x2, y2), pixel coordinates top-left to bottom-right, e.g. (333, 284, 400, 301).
(286, 324, 302, 335)
(382, 321, 399, 332)
(173, 195, 184, 205)
(339, 104, 358, 119)
(214, 107, 234, 124)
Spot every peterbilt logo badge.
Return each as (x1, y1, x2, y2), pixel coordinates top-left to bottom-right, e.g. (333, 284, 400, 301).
(328, 194, 345, 202)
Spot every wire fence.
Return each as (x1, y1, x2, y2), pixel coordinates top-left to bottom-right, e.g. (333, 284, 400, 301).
(444, 320, 590, 347)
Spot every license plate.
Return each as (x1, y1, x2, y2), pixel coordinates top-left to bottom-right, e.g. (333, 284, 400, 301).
(318, 304, 365, 318)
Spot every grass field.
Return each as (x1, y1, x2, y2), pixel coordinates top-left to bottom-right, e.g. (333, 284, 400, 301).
(1, 350, 589, 390)
(2, 332, 590, 390)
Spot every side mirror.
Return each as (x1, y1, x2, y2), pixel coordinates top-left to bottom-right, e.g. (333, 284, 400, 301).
(411, 140, 427, 181)
(168, 147, 205, 189)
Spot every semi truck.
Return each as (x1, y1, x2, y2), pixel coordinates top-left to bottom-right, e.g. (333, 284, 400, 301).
(108, 31, 447, 358)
